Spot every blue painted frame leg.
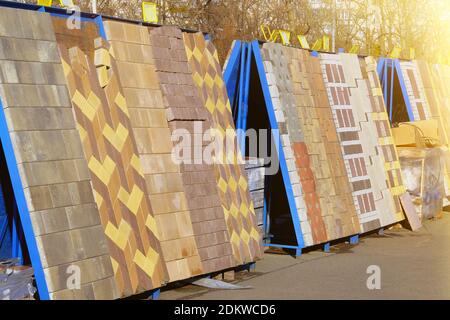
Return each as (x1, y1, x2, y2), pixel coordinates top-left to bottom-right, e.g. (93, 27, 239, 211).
(295, 248, 302, 258)
(349, 235, 359, 245)
(150, 289, 160, 300)
(323, 243, 331, 253)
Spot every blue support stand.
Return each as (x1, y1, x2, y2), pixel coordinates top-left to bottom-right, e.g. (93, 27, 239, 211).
(377, 58, 415, 122)
(248, 262, 256, 271)
(295, 248, 302, 258)
(323, 243, 331, 253)
(349, 235, 359, 245)
(150, 289, 160, 300)
(224, 41, 306, 255)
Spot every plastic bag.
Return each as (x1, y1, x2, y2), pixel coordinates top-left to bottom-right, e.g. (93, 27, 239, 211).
(399, 147, 445, 220)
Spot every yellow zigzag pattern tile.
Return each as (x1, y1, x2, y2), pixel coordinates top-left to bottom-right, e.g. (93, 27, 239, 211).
(59, 42, 168, 297)
(183, 33, 262, 264)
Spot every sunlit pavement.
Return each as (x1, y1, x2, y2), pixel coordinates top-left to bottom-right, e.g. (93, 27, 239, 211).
(161, 212, 450, 300)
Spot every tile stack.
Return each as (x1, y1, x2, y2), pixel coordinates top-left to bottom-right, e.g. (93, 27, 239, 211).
(244, 158, 266, 230)
(399, 61, 431, 121)
(183, 32, 262, 264)
(319, 53, 376, 234)
(0, 8, 117, 299)
(102, 21, 204, 283)
(261, 43, 322, 246)
(338, 53, 405, 231)
(147, 26, 236, 274)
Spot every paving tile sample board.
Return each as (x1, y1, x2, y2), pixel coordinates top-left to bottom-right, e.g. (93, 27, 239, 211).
(183, 33, 261, 264)
(260, 43, 322, 246)
(417, 61, 450, 145)
(58, 26, 168, 296)
(417, 61, 450, 199)
(399, 61, 431, 121)
(148, 26, 236, 273)
(103, 21, 204, 282)
(434, 64, 450, 200)
(339, 53, 405, 230)
(269, 45, 359, 241)
(320, 53, 381, 232)
(0, 7, 117, 299)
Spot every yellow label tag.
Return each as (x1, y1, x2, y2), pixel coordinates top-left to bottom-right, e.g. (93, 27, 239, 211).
(142, 2, 158, 23)
(297, 35, 310, 49)
(410, 48, 416, 60)
(322, 35, 330, 52)
(279, 30, 291, 45)
(350, 45, 360, 54)
(260, 25, 279, 42)
(390, 46, 402, 59)
(38, 0, 52, 6)
(312, 38, 323, 51)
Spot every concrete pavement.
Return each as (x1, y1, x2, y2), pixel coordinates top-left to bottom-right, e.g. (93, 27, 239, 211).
(160, 213, 450, 300)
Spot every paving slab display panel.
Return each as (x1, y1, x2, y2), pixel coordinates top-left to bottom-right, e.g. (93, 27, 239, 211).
(399, 60, 431, 121)
(0, 7, 118, 300)
(417, 61, 450, 199)
(320, 53, 377, 233)
(260, 43, 323, 246)
(265, 45, 359, 242)
(338, 53, 405, 231)
(103, 20, 205, 282)
(183, 32, 262, 262)
(363, 56, 406, 225)
(56, 20, 169, 297)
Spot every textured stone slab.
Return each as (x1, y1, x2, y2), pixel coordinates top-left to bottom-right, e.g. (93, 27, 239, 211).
(320, 53, 378, 233)
(0, 7, 116, 300)
(262, 44, 359, 242)
(58, 34, 169, 296)
(184, 32, 262, 263)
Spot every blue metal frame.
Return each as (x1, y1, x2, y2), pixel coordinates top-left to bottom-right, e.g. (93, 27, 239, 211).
(251, 40, 305, 252)
(0, 97, 50, 300)
(224, 41, 242, 102)
(223, 41, 306, 254)
(242, 43, 252, 137)
(377, 58, 415, 122)
(236, 43, 247, 151)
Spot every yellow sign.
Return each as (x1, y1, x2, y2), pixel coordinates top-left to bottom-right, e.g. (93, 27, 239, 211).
(409, 48, 416, 60)
(59, 0, 74, 7)
(322, 35, 330, 52)
(143, 2, 158, 23)
(372, 45, 381, 57)
(311, 38, 323, 51)
(350, 45, 360, 54)
(389, 46, 402, 59)
(37, 0, 52, 6)
(297, 35, 310, 49)
(279, 30, 291, 45)
(260, 25, 279, 42)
